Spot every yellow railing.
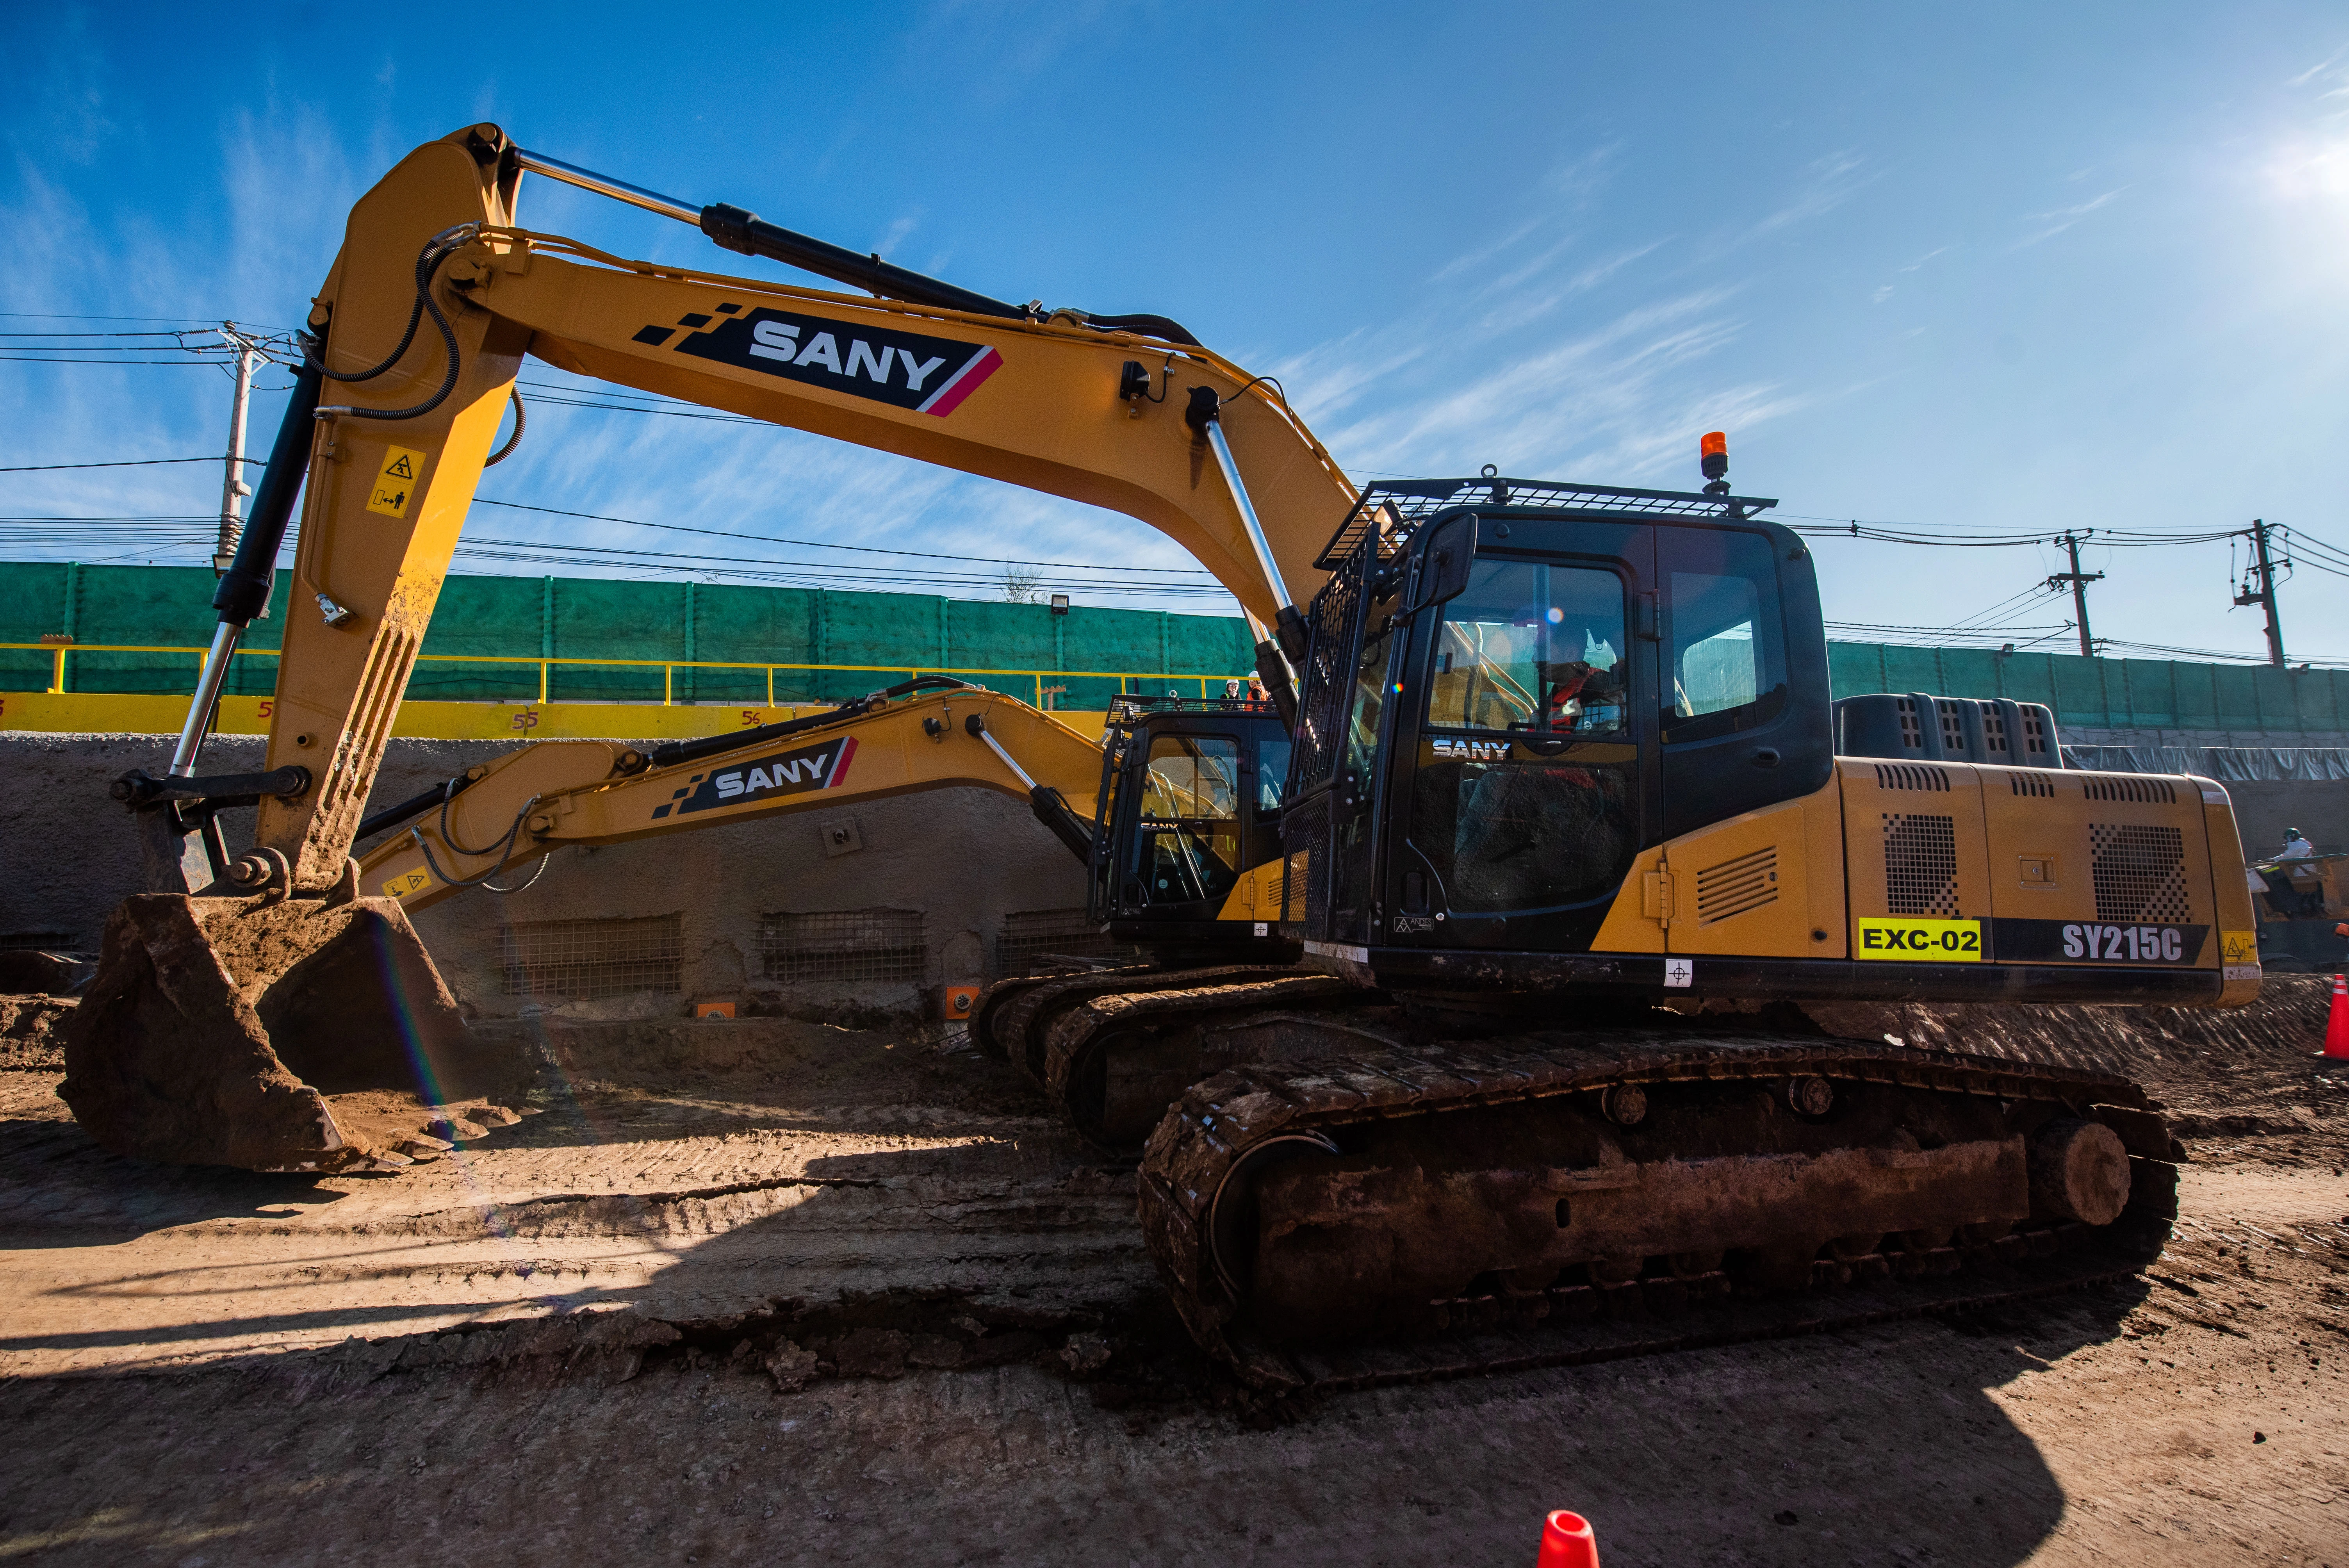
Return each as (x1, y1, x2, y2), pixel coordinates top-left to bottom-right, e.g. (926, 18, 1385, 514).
(2, 642, 1245, 711)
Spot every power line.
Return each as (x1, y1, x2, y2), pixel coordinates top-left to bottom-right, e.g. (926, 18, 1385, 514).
(472, 499, 1219, 576)
(0, 456, 224, 472)
(0, 511, 1237, 600)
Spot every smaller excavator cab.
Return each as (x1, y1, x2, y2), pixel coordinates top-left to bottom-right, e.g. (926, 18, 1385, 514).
(1088, 695, 1299, 963)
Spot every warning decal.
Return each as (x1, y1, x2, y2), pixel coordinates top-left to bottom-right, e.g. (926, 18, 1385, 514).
(365, 446, 427, 519)
(381, 866, 433, 899)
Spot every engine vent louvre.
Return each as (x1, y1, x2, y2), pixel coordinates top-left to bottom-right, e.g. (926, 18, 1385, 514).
(1695, 846, 1779, 925)
(1879, 760, 1954, 789)
(2020, 711, 2051, 758)
(2008, 771, 2055, 798)
(1981, 706, 2010, 755)
(2090, 823, 2190, 923)
(2081, 775, 2177, 804)
(1874, 763, 1951, 792)
(1935, 699, 1966, 754)
(1883, 813, 1960, 916)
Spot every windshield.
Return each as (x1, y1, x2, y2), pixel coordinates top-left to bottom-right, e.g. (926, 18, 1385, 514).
(1425, 559, 1629, 737)
(1130, 734, 1242, 905)
(1411, 557, 1639, 914)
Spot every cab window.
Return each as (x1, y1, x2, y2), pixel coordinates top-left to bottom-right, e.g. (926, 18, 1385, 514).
(1130, 734, 1242, 905)
(1254, 732, 1294, 811)
(1411, 558, 1639, 914)
(1424, 559, 1628, 737)
(1663, 531, 1787, 742)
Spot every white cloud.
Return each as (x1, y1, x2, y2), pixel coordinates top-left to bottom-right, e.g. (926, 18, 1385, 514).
(872, 213, 921, 259)
(1736, 150, 1873, 246)
(2011, 189, 2123, 248)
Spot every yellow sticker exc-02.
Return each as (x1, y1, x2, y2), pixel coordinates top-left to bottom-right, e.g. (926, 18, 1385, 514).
(1854, 917, 1983, 962)
(365, 445, 426, 518)
(380, 866, 433, 900)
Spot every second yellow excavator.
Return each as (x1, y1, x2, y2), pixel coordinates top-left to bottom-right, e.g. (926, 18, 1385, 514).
(62, 125, 2262, 1390)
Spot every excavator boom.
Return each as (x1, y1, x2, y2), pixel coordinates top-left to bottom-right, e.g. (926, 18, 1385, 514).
(65, 122, 1348, 1175)
(358, 683, 1105, 911)
(221, 125, 1347, 895)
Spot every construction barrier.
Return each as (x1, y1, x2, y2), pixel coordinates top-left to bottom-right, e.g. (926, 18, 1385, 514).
(11, 562, 2349, 739)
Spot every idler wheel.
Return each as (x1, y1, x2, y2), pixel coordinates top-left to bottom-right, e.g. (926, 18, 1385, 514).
(2027, 1117, 2131, 1226)
(1784, 1076, 1835, 1117)
(1825, 1232, 1883, 1262)
(1602, 1084, 1647, 1126)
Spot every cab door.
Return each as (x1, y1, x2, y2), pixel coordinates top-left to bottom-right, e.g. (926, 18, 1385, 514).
(1116, 729, 1248, 916)
(1384, 516, 1659, 954)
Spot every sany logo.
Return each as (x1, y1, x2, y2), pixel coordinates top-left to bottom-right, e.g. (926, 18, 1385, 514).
(640, 303, 1002, 417)
(652, 737, 858, 821)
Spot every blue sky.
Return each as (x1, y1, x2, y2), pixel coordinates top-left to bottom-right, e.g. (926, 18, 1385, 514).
(6, 3, 2349, 660)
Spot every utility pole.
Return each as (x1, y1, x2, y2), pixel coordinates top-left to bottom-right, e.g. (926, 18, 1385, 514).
(2046, 531, 2105, 659)
(2231, 517, 2287, 666)
(214, 324, 258, 574)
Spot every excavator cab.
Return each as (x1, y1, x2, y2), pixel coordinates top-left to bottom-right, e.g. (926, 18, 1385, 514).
(1089, 695, 1297, 961)
(1282, 477, 1830, 976)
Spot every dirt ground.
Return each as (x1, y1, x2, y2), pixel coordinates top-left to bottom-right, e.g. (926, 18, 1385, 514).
(1, 985, 2345, 1566)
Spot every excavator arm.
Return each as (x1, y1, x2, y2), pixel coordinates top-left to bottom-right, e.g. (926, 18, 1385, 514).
(355, 681, 1106, 913)
(186, 123, 1353, 897)
(61, 122, 1356, 1174)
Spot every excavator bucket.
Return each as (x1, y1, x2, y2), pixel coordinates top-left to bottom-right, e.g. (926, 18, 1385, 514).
(59, 893, 534, 1172)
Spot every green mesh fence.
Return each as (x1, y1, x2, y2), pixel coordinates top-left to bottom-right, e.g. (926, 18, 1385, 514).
(1823, 644, 2349, 737)
(0, 565, 1260, 709)
(7, 563, 2346, 735)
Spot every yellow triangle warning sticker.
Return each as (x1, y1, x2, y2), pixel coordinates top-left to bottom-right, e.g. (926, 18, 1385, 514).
(365, 445, 426, 519)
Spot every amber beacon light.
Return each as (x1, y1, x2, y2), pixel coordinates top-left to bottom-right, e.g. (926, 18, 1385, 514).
(1700, 430, 1729, 478)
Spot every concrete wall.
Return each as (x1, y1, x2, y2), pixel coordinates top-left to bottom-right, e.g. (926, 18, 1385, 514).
(0, 733, 1089, 1017)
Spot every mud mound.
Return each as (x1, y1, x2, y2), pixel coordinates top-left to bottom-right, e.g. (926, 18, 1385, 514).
(0, 995, 73, 1071)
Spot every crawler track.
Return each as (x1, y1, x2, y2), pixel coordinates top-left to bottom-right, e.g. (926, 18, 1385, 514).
(1139, 1016, 2180, 1390)
(975, 965, 1297, 1083)
(1037, 973, 1367, 1152)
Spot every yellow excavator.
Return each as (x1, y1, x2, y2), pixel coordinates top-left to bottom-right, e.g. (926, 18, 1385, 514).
(62, 124, 2262, 1390)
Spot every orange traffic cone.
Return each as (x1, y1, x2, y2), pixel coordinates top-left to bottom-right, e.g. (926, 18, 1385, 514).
(2325, 974, 2349, 1061)
(1536, 1510, 1601, 1568)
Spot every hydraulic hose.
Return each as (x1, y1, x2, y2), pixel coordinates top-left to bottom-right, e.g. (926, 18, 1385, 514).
(314, 228, 474, 424)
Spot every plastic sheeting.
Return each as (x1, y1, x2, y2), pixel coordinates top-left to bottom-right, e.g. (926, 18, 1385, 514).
(2061, 745, 2349, 782)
